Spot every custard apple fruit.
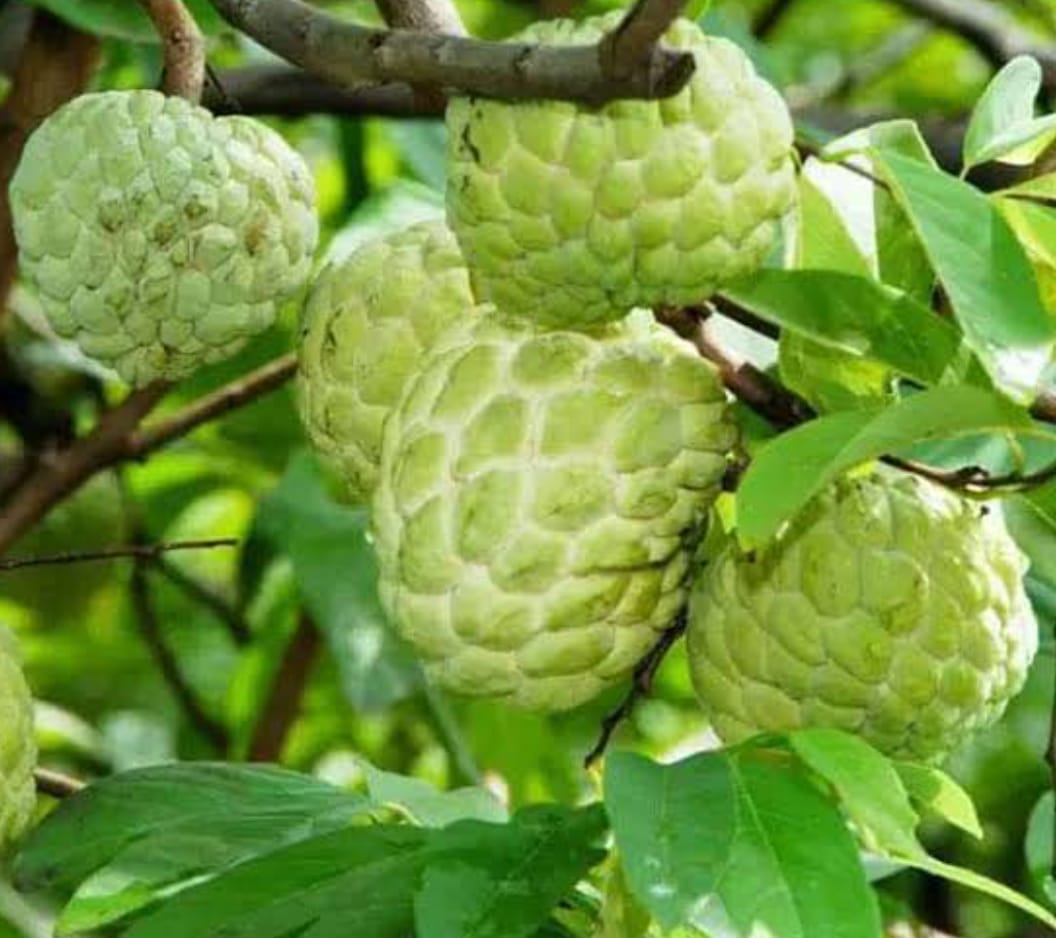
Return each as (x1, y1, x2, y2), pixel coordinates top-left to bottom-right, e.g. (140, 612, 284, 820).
(373, 312, 738, 710)
(297, 222, 482, 502)
(687, 472, 1038, 761)
(445, 13, 797, 328)
(2, 472, 125, 622)
(10, 90, 318, 386)
(0, 626, 36, 849)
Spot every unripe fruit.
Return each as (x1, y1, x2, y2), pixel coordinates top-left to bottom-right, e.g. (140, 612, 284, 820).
(1, 473, 125, 622)
(687, 472, 1038, 761)
(373, 313, 737, 711)
(446, 13, 796, 329)
(10, 91, 318, 387)
(297, 222, 482, 501)
(0, 626, 36, 849)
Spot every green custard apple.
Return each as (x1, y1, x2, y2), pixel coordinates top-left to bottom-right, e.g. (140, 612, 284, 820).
(0, 626, 36, 849)
(687, 471, 1038, 761)
(372, 312, 738, 711)
(1, 472, 125, 623)
(446, 12, 797, 328)
(10, 90, 318, 386)
(297, 222, 483, 502)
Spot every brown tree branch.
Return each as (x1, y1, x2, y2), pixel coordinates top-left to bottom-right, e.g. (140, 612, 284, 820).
(887, 0, 1056, 93)
(127, 353, 297, 457)
(205, 0, 695, 104)
(0, 11, 101, 319)
(249, 615, 321, 762)
(375, 0, 464, 34)
(584, 612, 688, 767)
(131, 558, 230, 751)
(33, 767, 85, 799)
(0, 537, 237, 570)
(138, 0, 207, 101)
(599, 0, 689, 81)
(0, 384, 168, 554)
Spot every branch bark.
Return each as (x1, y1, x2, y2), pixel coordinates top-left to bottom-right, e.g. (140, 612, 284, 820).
(599, 0, 689, 81)
(249, 615, 321, 762)
(205, 0, 695, 104)
(33, 767, 85, 799)
(887, 0, 1056, 92)
(0, 11, 100, 318)
(137, 0, 207, 101)
(375, 0, 464, 34)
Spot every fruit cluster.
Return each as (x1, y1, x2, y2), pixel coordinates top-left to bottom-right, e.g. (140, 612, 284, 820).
(7, 14, 1039, 770)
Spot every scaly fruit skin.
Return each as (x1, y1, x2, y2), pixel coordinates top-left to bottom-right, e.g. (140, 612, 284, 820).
(446, 13, 796, 328)
(1, 473, 125, 621)
(0, 626, 36, 850)
(10, 90, 318, 386)
(297, 222, 482, 502)
(687, 472, 1038, 761)
(373, 312, 737, 711)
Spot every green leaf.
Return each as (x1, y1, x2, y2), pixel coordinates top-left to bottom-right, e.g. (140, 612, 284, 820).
(1025, 791, 1055, 899)
(124, 825, 430, 938)
(825, 119, 937, 167)
(892, 762, 983, 840)
(415, 806, 608, 938)
(254, 451, 421, 710)
(24, 0, 224, 39)
(875, 151, 1056, 400)
(723, 270, 965, 387)
(361, 760, 508, 828)
(795, 173, 873, 276)
(14, 764, 368, 932)
(904, 855, 1056, 930)
(736, 386, 1043, 546)
(604, 751, 881, 936)
(779, 334, 893, 413)
(964, 57, 1056, 170)
(789, 729, 922, 857)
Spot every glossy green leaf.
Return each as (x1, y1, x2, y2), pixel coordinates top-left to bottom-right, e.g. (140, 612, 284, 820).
(415, 806, 607, 938)
(876, 151, 1055, 400)
(604, 751, 881, 936)
(14, 764, 369, 932)
(789, 729, 922, 857)
(964, 57, 1056, 169)
(893, 762, 983, 839)
(825, 119, 937, 167)
(362, 760, 508, 828)
(736, 386, 1043, 546)
(25, 0, 224, 39)
(724, 270, 964, 387)
(254, 452, 421, 710)
(1025, 791, 1055, 899)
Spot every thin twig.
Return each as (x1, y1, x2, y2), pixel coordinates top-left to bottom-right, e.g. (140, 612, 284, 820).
(249, 615, 321, 762)
(584, 613, 688, 767)
(127, 354, 297, 458)
(33, 767, 85, 798)
(0, 538, 237, 571)
(131, 558, 230, 751)
(753, 0, 796, 38)
(205, 0, 695, 104)
(421, 681, 482, 787)
(152, 555, 251, 645)
(137, 0, 206, 101)
(599, 0, 689, 80)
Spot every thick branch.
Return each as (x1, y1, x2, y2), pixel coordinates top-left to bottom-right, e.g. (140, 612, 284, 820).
(131, 559, 230, 750)
(599, 0, 689, 81)
(138, 0, 206, 101)
(887, 0, 1056, 92)
(249, 615, 321, 762)
(0, 385, 167, 554)
(375, 0, 464, 34)
(205, 0, 695, 104)
(0, 12, 100, 318)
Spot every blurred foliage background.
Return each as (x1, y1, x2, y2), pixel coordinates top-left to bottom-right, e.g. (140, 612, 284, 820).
(1, 1, 1055, 936)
